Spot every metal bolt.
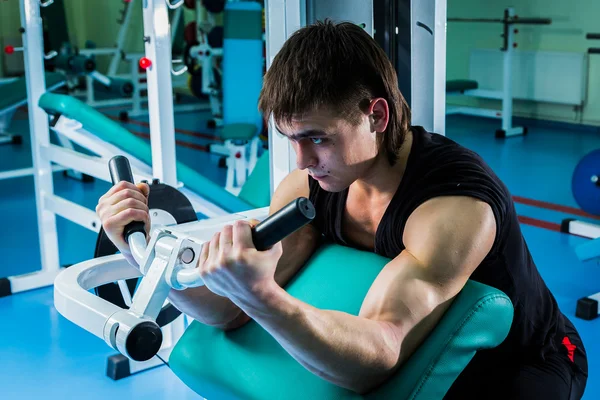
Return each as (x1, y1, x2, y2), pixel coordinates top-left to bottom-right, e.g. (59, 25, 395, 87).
(592, 175, 598, 184)
(180, 248, 195, 264)
(143, 36, 150, 43)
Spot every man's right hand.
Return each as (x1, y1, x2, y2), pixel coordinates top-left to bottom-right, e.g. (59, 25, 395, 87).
(95, 181, 151, 256)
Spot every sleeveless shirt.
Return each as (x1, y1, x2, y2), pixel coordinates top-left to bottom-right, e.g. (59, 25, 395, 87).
(307, 125, 569, 366)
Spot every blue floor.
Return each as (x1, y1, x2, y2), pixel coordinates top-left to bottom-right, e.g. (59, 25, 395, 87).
(1, 109, 600, 399)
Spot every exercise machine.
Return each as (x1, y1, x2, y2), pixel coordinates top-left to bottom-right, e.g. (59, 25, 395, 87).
(446, 8, 552, 138)
(52, 1, 518, 398)
(1, 39, 115, 182)
(1, 0, 269, 381)
(182, 0, 226, 126)
(561, 31, 600, 321)
(55, 155, 513, 399)
(0, 69, 64, 149)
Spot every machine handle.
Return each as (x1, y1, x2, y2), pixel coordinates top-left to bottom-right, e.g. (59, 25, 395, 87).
(252, 197, 315, 251)
(108, 156, 147, 242)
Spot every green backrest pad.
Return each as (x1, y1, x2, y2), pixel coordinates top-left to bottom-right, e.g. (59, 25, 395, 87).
(38, 93, 262, 213)
(0, 72, 64, 111)
(170, 243, 513, 400)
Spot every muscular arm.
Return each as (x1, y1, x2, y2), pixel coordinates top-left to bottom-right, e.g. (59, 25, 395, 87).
(168, 169, 320, 329)
(230, 196, 497, 392)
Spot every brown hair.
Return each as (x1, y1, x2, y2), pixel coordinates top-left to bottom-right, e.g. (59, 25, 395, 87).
(258, 20, 411, 165)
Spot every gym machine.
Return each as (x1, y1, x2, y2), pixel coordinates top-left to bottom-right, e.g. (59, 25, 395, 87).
(54, 155, 312, 367)
(0, 0, 184, 300)
(562, 30, 600, 321)
(446, 8, 552, 138)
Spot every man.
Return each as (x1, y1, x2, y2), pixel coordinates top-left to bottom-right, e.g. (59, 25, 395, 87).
(96, 20, 587, 399)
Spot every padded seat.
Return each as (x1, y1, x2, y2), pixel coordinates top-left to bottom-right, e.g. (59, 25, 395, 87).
(446, 79, 478, 93)
(170, 243, 513, 400)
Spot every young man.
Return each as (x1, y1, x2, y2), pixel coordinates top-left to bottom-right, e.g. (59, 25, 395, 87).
(96, 21, 587, 398)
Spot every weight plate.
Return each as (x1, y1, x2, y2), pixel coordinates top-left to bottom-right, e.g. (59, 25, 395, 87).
(572, 149, 600, 216)
(94, 182, 197, 327)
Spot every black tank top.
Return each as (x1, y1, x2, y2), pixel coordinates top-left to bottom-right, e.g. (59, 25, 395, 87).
(308, 125, 567, 363)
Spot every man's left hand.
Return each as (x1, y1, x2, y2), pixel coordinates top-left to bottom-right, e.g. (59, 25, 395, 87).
(196, 219, 283, 303)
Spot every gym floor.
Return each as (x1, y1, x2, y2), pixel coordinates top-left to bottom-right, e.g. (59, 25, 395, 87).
(0, 108, 599, 399)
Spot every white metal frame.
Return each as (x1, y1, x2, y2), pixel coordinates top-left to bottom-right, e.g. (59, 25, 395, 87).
(6, 0, 227, 380)
(446, 7, 525, 138)
(1, 0, 63, 296)
(71, 0, 209, 118)
(54, 207, 269, 363)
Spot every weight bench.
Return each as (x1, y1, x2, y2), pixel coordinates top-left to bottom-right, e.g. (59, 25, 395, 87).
(170, 243, 514, 399)
(0, 72, 65, 145)
(38, 92, 270, 216)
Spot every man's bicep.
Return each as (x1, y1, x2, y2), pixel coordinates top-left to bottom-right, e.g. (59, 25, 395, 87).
(403, 196, 497, 282)
(358, 196, 497, 364)
(358, 251, 458, 364)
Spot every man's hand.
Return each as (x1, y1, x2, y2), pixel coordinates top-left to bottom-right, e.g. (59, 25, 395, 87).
(95, 181, 151, 259)
(197, 219, 284, 304)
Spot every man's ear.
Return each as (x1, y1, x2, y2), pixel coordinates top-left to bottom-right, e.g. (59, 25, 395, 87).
(368, 98, 389, 133)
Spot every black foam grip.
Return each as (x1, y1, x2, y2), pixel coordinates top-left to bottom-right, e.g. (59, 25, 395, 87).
(589, 48, 600, 54)
(587, 33, 600, 40)
(108, 156, 146, 242)
(252, 198, 315, 251)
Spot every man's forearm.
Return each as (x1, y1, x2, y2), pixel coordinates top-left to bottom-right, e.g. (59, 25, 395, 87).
(122, 249, 244, 329)
(168, 286, 244, 328)
(231, 283, 402, 393)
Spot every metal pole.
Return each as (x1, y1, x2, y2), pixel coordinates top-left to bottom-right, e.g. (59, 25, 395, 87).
(19, 0, 60, 285)
(502, 7, 515, 133)
(109, 0, 137, 76)
(432, 0, 447, 135)
(141, 0, 178, 187)
(265, 0, 305, 195)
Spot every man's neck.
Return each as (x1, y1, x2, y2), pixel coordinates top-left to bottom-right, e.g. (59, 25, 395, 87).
(351, 130, 413, 198)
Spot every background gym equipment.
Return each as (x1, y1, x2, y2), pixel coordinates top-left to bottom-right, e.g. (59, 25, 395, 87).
(0, 70, 63, 148)
(206, 1, 264, 196)
(560, 30, 600, 321)
(446, 8, 552, 138)
(54, 156, 513, 399)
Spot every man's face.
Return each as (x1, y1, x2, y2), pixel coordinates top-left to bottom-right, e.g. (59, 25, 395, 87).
(276, 107, 382, 192)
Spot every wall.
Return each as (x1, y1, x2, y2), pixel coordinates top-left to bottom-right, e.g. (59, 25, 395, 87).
(447, 0, 600, 126)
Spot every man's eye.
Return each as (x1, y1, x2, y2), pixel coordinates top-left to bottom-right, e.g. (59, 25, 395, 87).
(311, 138, 325, 145)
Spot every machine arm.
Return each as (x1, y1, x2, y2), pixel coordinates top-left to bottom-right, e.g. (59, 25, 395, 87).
(54, 156, 315, 362)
